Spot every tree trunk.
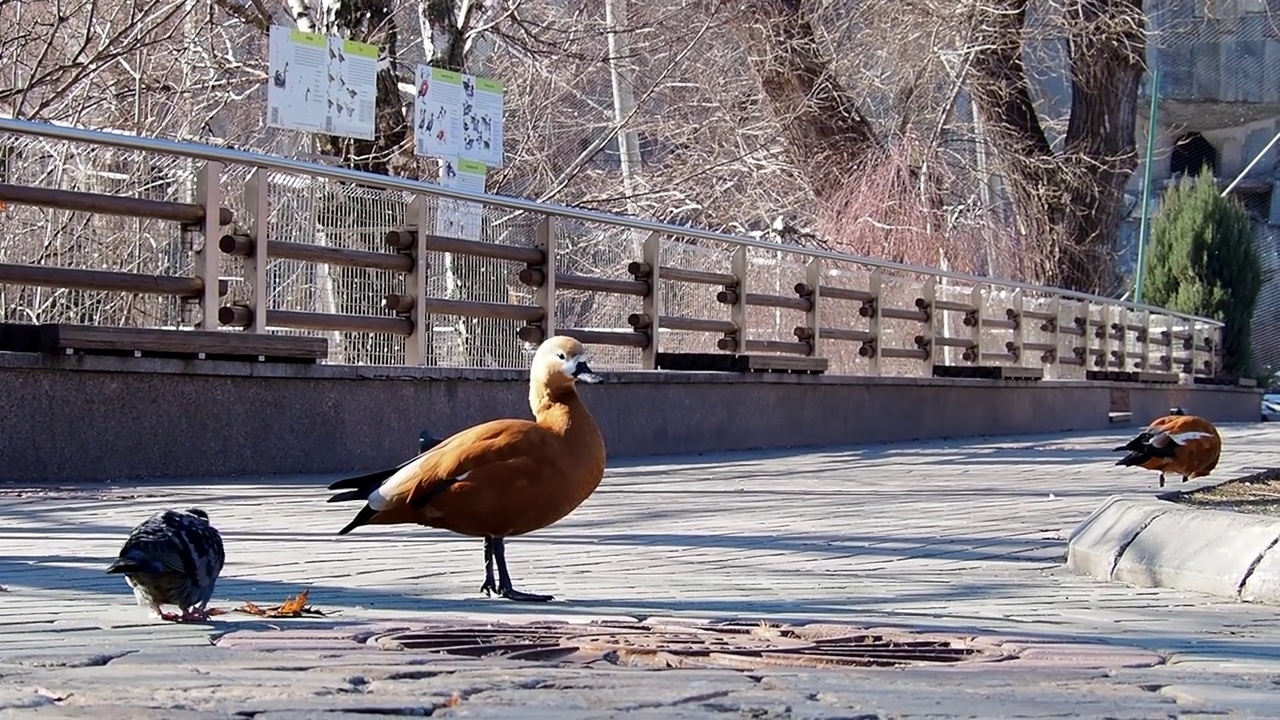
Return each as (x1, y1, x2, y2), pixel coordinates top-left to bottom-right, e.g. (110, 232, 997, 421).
(969, 0, 1144, 294)
(312, 0, 410, 176)
(732, 0, 880, 202)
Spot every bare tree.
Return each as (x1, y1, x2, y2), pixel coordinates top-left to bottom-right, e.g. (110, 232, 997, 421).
(967, 0, 1144, 293)
(0, 0, 1154, 367)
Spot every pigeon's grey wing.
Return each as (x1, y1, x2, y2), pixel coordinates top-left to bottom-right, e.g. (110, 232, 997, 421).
(114, 512, 191, 575)
(191, 520, 225, 593)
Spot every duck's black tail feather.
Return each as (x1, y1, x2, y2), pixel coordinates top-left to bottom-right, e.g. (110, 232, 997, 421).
(327, 466, 399, 497)
(1114, 450, 1152, 467)
(338, 505, 379, 535)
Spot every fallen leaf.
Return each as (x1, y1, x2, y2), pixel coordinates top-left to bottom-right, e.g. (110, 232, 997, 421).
(233, 590, 334, 618)
(278, 590, 310, 615)
(443, 692, 463, 708)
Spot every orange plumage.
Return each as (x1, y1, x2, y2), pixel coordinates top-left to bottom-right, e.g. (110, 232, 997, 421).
(325, 336, 606, 602)
(1113, 407, 1221, 488)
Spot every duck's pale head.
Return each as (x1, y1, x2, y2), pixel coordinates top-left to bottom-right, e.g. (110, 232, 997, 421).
(532, 335, 602, 385)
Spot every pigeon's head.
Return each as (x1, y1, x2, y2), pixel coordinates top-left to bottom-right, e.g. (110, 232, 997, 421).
(185, 508, 210, 520)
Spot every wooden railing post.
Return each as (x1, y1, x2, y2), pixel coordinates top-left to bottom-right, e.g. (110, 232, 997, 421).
(641, 231, 662, 368)
(1140, 309, 1152, 372)
(1190, 321, 1202, 376)
(1213, 324, 1224, 375)
(968, 285, 984, 363)
(1079, 300, 1094, 369)
(729, 246, 749, 352)
(534, 217, 556, 340)
(194, 162, 223, 330)
(918, 275, 936, 375)
(243, 168, 269, 333)
(804, 258, 821, 356)
(1010, 289, 1024, 363)
(1049, 295, 1063, 373)
(403, 196, 430, 365)
(866, 268, 883, 375)
(1114, 307, 1128, 370)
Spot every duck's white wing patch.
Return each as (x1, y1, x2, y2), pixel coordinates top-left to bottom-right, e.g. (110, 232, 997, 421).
(369, 462, 470, 511)
(1168, 430, 1213, 445)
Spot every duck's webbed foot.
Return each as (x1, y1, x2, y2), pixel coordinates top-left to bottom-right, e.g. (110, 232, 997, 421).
(480, 536, 554, 603)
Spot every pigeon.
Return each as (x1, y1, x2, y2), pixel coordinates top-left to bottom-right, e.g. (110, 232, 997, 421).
(420, 428, 443, 454)
(106, 508, 225, 622)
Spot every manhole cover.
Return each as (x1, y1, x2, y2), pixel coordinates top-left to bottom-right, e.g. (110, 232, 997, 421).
(369, 620, 1000, 670)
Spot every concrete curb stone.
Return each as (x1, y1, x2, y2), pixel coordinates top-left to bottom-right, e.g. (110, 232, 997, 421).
(1066, 496, 1280, 602)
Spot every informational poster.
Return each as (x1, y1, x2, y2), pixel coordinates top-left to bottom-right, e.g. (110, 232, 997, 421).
(460, 74, 505, 168)
(266, 26, 328, 132)
(266, 26, 378, 140)
(413, 67, 463, 158)
(434, 157, 487, 240)
(323, 38, 378, 140)
(414, 65, 504, 168)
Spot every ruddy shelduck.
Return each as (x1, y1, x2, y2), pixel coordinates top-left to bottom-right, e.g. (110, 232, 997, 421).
(326, 336, 606, 602)
(1113, 407, 1222, 488)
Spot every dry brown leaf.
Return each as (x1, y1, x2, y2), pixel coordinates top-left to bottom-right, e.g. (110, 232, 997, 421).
(278, 590, 310, 615)
(233, 590, 333, 618)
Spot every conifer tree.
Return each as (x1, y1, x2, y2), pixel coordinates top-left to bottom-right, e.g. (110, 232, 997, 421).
(1144, 167, 1262, 377)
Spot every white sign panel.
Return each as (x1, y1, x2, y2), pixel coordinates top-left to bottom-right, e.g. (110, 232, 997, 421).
(266, 26, 327, 132)
(414, 67, 463, 158)
(460, 74, 505, 168)
(323, 37, 378, 140)
(266, 26, 378, 141)
(434, 157, 487, 241)
(414, 65, 504, 168)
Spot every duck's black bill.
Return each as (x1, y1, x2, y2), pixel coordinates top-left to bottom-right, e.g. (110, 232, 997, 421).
(573, 360, 603, 384)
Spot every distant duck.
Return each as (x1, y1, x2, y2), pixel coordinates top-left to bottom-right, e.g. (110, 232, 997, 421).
(1113, 407, 1222, 488)
(326, 336, 607, 602)
(106, 508, 225, 621)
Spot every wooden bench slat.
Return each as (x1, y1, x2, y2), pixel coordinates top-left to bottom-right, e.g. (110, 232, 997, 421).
(0, 323, 328, 362)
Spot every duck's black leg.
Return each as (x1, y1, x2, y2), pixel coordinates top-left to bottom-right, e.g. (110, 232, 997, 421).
(480, 536, 498, 596)
(489, 536, 553, 602)
(1158, 472, 1166, 488)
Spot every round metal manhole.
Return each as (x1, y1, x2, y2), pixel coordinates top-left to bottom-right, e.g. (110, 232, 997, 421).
(369, 619, 1001, 670)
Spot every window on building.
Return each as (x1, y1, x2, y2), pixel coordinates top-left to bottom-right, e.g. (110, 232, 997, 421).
(1170, 132, 1220, 177)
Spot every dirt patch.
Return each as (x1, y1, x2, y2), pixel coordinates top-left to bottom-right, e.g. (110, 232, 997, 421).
(1164, 468, 1280, 516)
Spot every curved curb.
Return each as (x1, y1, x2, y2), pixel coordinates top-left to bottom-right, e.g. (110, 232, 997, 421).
(1066, 494, 1280, 603)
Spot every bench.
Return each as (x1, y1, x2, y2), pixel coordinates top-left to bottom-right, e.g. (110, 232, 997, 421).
(0, 323, 328, 364)
(655, 352, 828, 374)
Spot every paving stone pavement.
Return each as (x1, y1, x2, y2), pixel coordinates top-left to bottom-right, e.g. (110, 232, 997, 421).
(4, 423, 1280, 718)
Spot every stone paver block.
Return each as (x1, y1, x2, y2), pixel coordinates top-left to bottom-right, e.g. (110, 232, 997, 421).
(1160, 684, 1280, 714)
(1005, 643, 1164, 669)
(1111, 505, 1280, 598)
(1065, 495, 1170, 580)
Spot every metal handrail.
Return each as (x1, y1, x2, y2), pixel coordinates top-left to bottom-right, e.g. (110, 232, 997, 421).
(0, 117, 1222, 326)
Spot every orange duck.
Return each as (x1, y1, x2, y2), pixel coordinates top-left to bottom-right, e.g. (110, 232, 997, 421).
(1113, 407, 1222, 488)
(326, 336, 606, 602)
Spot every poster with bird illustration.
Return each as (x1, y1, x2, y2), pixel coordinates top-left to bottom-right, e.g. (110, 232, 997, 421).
(413, 65, 504, 169)
(414, 67, 463, 158)
(265, 26, 377, 141)
(460, 74, 505, 168)
(434, 157, 487, 241)
(266, 26, 328, 133)
(323, 37, 378, 140)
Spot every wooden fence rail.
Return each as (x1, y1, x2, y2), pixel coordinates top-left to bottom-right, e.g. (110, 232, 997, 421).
(0, 138, 1231, 381)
